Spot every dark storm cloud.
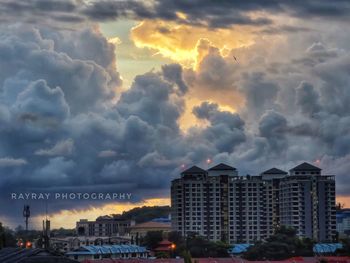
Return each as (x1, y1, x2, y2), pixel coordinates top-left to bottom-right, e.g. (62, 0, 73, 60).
(0, 24, 198, 222)
(240, 72, 279, 119)
(193, 102, 246, 153)
(258, 110, 288, 153)
(295, 81, 321, 117)
(0, 0, 350, 28)
(161, 64, 188, 95)
(1, 16, 350, 227)
(259, 25, 313, 35)
(0, 25, 121, 114)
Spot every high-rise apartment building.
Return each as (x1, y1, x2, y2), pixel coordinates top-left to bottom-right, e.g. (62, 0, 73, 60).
(171, 162, 336, 244)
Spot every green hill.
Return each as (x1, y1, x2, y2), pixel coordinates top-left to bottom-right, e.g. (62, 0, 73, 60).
(109, 205, 171, 223)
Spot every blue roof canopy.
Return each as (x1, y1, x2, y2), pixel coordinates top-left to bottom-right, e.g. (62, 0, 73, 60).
(66, 245, 147, 256)
(313, 243, 343, 254)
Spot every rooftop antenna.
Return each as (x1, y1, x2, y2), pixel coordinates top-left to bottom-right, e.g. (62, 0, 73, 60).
(23, 205, 30, 232)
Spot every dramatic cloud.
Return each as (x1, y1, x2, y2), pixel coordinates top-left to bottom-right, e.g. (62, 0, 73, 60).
(0, 0, 349, 30)
(193, 102, 246, 153)
(1, 0, 350, 228)
(0, 25, 121, 114)
(98, 150, 117, 158)
(35, 139, 74, 156)
(0, 158, 27, 167)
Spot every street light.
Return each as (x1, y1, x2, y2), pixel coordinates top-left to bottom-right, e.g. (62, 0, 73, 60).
(170, 243, 176, 258)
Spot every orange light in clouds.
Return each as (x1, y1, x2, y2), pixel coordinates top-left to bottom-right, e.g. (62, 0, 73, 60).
(175, 12, 187, 20)
(34, 198, 170, 229)
(337, 196, 350, 208)
(131, 20, 255, 66)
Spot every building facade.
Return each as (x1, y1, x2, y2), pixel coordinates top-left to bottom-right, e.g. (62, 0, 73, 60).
(171, 162, 336, 244)
(66, 245, 148, 261)
(337, 209, 350, 238)
(76, 216, 135, 237)
(50, 236, 131, 253)
(130, 221, 172, 242)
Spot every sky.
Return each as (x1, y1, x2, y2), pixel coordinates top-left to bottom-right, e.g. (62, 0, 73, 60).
(0, 0, 350, 229)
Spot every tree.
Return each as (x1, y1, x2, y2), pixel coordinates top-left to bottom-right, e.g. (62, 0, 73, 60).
(336, 238, 350, 256)
(168, 231, 186, 255)
(185, 233, 230, 257)
(141, 231, 163, 249)
(181, 250, 192, 263)
(243, 226, 315, 260)
(0, 222, 5, 249)
(110, 206, 171, 223)
(156, 251, 170, 258)
(135, 232, 139, 246)
(336, 203, 345, 211)
(50, 227, 76, 237)
(168, 231, 230, 258)
(0, 222, 16, 249)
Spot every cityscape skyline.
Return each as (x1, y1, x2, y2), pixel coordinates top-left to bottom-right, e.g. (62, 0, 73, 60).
(1, 160, 346, 231)
(171, 162, 336, 244)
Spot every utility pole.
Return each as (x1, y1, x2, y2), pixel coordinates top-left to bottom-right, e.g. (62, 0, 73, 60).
(22, 205, 31, 248)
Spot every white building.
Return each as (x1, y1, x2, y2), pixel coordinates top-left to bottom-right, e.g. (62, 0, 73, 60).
(171, 162, 336, 244)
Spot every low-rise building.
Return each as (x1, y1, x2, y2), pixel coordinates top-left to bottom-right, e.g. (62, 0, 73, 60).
(66, 245, 148, 262)
(50, 236, 131, 253)
(0, 248, 78, 263)
(76, 216, 135, 237)
(337, 209, 350, 238)
(80, 259, 183, 263)
(130, 221, 172, 242)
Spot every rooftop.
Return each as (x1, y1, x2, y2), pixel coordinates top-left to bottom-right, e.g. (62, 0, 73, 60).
(193, 257, 350, 263)
(81, 259, 184, 263)
(208, 163, 236, 171)
(262, 168, 288, 175)
(290, 162, 321, 171)
(181, 165, 207, 174)
(51, 236, 131, 241)
(0, 248, 77, 263)
(131, 221, 171, 229)
(66, 245, 147, 256)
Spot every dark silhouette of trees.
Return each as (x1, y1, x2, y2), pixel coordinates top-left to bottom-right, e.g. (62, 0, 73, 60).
(141, 231, 164, 249)
(168, 231, 230, 258)
(336, 238, 350, 256)
(243, 226, 314, 260)
(0, 222, 17, 248)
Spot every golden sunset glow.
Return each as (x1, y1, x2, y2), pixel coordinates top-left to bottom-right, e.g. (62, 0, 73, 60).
(131, 20, 256, 67)
(337, 196, 350, 208)
(33, 198, 171, 229)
